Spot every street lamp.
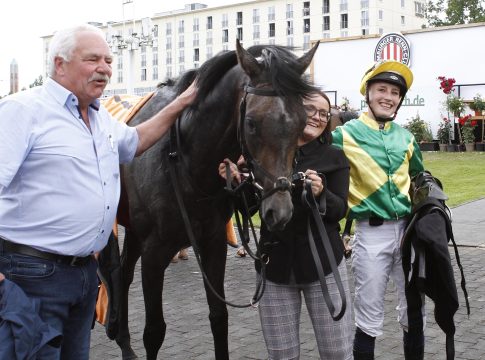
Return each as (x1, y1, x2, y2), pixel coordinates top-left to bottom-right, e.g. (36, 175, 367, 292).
(106, 0, 157, 95)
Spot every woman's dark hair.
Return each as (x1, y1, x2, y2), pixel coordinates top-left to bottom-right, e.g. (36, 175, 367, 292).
(311, 89, 333, 145)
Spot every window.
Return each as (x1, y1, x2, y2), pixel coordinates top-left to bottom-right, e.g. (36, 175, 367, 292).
(141, 69, 147, 81)
(379, 28, 384, 34)
(323, 0, 330, 13)
(117, 70, 123, 83)
(207, 46, 213, 59)
(268, 6, 275, 21)
(415, 1, 425, 17)
(193, 33, 199, 47)
(178, 35, 184, 49)
(207, 16, 213, 30)
(152, 67, 158, 81)
(340, 0, 348, 12)
(286, 3, 293, 18)
(361, 10, 369, 26)
(401, 0, 405, 7)
(269, 23, 275, 37)
(117, 56, 123, 71)
(152, 53, 158, 66)
(153, 25, 158, 38)
(222, 29, 229, 43)
(341, 30, 348, 37)
(179, 49, 184, 63)
(193, 18, 199, 32)
(304, 18, 310, 33)
(237, 27, 243, 40)
(166, 66, 172, 78)
(222, 13, 228, 28)
(166, 23, 172, 36)
(178, 20, 184, 34)
(253, 24, 260, 39)
(166, 37, 172, 50)
(379, 10, 383, 20)
(237, 11, 243, 25)
(303, 2, 310, 16)
(340, 13, 348, 29)
(253, 9, 260, 23)
(179, 64, 185, 74)
(361, 0, 369, 8)
(323, 16, 330, 31)
(401, 15, 405, 25)
(287, 36, 293, 47)
(362, 28, 369, 35)
(166, 52, 172, 65)
(194, 48, 199, 62)
(287, 20, 293, 35)
(206, 31, 213, 45)
(303, 35, 310, 50)
(141, 54, 146, 67)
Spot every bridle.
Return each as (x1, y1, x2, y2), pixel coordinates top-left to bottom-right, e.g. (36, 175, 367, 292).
(238, 84, 293, 200)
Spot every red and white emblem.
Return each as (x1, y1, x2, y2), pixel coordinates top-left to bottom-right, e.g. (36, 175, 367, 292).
(374, 32, 411, 66)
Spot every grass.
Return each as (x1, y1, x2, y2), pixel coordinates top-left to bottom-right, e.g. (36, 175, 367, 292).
(422, 152, 485, 207)
(239, 152, 485, 228)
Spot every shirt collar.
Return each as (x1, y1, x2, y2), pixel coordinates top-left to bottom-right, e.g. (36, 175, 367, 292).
(44, 78, 100, 111)
(359, 112, 392, 131)
(298, 138, 324, 156)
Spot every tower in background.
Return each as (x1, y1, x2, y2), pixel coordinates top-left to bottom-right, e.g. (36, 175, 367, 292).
(10, 59, 18, 94)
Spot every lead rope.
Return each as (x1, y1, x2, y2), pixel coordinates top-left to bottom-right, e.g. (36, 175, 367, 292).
(302, 179, 347, 321)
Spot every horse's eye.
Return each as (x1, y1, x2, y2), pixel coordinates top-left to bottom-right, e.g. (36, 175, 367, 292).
(246, 117, 257, 134)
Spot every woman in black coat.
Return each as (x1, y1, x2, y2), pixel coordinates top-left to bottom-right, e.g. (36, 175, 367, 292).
(219, 90, 352, 359)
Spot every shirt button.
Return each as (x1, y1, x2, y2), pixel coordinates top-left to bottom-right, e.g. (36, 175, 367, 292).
(104, 182, 106, 185)
(107, 206, 110, 209)
(101, 230, 105, 233)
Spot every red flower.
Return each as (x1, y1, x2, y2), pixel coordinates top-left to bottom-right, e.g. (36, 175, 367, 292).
(458, 114, 472, 126)
(437, 76, 456, 94)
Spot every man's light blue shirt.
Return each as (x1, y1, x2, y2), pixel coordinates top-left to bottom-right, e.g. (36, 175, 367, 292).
(0, 78, 138, 256)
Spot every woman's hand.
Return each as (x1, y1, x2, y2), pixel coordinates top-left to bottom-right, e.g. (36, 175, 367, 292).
(218, 158, 241, 184)
(304, 169, 324, 196)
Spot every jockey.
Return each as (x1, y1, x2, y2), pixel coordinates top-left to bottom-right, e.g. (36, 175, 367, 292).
(332, 60, 425, 360)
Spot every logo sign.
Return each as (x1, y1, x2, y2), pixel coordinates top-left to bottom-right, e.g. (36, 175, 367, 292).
(374, 32, 411, 66)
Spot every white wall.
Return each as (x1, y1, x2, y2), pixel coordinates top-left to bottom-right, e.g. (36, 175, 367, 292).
(312, 23, 485, 136)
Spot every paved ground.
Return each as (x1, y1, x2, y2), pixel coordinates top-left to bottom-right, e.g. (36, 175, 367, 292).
(90, 198, 485, 359)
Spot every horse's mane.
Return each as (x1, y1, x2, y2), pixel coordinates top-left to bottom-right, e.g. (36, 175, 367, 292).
(167, 45, 317, 104)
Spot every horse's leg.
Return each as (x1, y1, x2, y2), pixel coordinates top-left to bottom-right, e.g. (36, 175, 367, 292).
(140, 237, 170, 360)
(116, 227, 142, 360)
(199, 229, 229, 360)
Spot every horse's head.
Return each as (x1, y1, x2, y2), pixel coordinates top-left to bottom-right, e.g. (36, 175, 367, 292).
(235, 40, 319, 231)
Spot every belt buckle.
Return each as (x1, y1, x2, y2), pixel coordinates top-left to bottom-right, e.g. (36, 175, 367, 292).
(70, 256, 81, 266)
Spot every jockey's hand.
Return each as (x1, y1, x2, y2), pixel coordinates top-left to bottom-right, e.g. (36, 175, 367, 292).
(0, 272, 4, 282)
(304, 169, 324, 197)
(219, 158, 241, 184)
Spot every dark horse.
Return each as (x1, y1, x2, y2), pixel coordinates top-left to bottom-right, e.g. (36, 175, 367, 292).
(116, 40, 319, 359)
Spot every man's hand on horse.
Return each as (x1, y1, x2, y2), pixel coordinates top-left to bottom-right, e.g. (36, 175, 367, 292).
(177, 79, 199, 107)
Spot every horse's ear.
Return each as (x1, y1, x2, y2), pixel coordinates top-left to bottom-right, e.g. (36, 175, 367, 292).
(236, 39, 262, 79)
(295, 41, 320, 75)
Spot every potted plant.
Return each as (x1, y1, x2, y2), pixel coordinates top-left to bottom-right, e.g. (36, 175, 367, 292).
(446, 94, 465, 117)
(469, 94, 485, 116)
(437, 117, 452, 151)
(403, 113, 436, 151)
(459, 114, 477, 151)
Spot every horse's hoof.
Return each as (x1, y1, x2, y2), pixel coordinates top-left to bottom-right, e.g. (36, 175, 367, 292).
(122, 348, 138, 360)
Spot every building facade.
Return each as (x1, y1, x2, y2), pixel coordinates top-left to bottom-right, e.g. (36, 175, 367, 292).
(42, 0, 426, 96)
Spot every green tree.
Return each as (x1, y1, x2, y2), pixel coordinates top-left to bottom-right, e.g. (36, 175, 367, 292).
(426, 0, 485, 26)
(29, 75, 44, 88)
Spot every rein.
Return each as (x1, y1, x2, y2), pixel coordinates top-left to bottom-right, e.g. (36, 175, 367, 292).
(300, 177, 347, 320)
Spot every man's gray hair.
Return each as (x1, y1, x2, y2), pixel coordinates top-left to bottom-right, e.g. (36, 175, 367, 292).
(47, 24, 106, 77)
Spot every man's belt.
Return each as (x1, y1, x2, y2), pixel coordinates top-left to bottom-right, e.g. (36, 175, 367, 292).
(0, 237, 93, 266)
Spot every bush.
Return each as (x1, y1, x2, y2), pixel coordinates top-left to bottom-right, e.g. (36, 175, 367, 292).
(404, 113, 433, 143)
(437, 117, 452, 144)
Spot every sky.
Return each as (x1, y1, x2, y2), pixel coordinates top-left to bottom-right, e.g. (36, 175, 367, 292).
(0, 0, 251, 96)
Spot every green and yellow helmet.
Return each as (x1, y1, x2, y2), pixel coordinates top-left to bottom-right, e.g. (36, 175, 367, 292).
(359, 60, 413, 97)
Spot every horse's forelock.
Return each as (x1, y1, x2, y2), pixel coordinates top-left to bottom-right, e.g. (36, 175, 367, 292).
(249, 45, 317, 99)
